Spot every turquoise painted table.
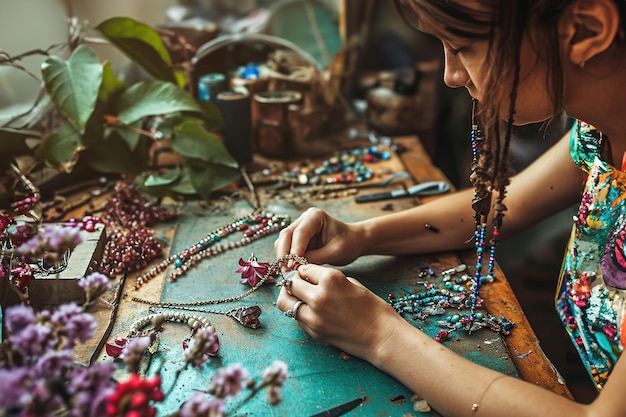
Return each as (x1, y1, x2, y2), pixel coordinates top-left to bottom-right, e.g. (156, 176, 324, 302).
(145, 197, 515, 416)
(108, 137, 571, 415)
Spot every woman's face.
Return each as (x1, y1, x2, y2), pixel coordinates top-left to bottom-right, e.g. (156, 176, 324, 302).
(424, 2, 558, 125)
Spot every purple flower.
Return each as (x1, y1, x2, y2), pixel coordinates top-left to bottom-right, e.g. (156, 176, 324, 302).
(207, 363, 249, 399)
(5, 303, 36, 334)
(121, 336, 152, 374)
(18, 223, 83, 258)
(183, 326, 220, 368)
(40, 224, 83, 253)
(67, 361, 116, 417)
(17, 232, 44, 257)
(29, 378, 63, 415)
(179, 393, 225, 417)
(78, 272, 112, 303)
(0, 368, 31, 408)
(9, 322, 54, 357)
(32, 350, 73, 380)
(260, 360, 288, 406)
(51, 302, 96, 347)
(261, 360, 288, 387)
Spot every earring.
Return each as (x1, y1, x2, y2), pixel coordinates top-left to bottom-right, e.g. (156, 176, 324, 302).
(579, 60, 586, 69)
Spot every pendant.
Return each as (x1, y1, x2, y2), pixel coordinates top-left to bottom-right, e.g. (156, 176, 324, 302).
(227, 306, 262, 329)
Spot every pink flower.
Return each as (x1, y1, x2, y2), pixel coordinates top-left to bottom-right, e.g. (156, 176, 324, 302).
(11, 263, 33, 290)
(183, 326, 220, 368)
(236, 253, 273, 287)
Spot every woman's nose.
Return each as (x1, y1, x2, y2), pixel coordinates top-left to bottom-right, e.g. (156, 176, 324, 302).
(443, 51, 470, 89)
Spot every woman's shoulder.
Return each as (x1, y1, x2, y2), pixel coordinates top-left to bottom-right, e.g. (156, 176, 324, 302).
(570, 120, 603, 170)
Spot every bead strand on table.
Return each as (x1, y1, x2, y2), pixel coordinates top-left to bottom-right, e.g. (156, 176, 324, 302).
(133, 253, 309, 308)
(128, 312, 213, 338)
(133, 210, 290, 290)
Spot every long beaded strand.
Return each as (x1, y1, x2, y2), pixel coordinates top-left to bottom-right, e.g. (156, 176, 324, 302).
(133, 210, 290, 290)
(469, 101, 507, 327)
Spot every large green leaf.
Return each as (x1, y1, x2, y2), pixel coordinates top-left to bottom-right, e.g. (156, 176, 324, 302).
(109, 120, 143, 151)
(41, 45, 103, 134)
(143, 167, 181, 187)
(170, 117, 238, 167)
(135, 169, 195, 198)
(168, 173, 197, 195)
(116, 80, 201, 125)
(99, 62, 126, 104)
(34, 123, 83, 173)
(96, 17, 179, 85)
(83, 132, 150, 175)
(184, 156, 241, 200)
(197, 100, 225, 132)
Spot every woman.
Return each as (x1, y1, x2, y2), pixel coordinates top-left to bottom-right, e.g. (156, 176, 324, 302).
(274, 1, 626, 416)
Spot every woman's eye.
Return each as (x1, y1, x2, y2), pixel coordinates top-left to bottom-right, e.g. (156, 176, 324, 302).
(449, 46, 466, 56)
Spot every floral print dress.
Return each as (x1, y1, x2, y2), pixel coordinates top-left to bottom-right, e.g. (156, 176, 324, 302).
(556, 120, 626, 390)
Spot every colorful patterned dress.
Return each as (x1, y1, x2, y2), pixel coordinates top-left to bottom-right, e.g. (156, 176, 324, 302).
(556, 120, 626, 390)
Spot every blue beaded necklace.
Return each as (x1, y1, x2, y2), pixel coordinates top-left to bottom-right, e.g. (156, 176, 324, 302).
(387, 101, 512, 340)
(469, 100, 505, 325)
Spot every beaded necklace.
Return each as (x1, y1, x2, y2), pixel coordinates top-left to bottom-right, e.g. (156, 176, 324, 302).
(132, 254, 308, 327)
(133, 210, 290, 290)
(250, 145, 392, 188)
(105, 311, 218, 359)
(388, 277, 514, 340)
(390, 101, 511, 339)
(468, 100, 506, 325)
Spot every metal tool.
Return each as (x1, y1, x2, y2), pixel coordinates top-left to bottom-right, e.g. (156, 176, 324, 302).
(308, 397, 366, 417)
(354, 180, 451, 203)
(312, 171, 411, 194)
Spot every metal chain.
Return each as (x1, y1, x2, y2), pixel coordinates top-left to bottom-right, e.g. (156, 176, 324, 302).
(132, 253, 308, 308)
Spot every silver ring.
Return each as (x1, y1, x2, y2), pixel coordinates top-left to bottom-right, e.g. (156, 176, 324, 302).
(285, 300, 305, 320)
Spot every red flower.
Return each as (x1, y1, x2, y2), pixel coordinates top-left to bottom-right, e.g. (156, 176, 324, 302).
(106, 373, 164, 417)
(105, 337, 128, 358)
(236, 253, 274, 287)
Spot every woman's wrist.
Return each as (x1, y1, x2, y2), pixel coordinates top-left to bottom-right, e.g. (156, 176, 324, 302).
(353, 218, 377, 256)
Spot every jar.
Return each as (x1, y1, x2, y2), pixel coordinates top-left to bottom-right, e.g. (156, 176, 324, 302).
(253, 90, 303, 159)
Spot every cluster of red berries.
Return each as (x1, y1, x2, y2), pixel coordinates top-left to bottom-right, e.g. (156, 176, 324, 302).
(106, 373, 165, 417)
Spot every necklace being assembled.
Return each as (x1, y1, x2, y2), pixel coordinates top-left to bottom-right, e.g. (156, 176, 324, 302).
(132, 253, 308, 328)
(133, 210, 290, 290)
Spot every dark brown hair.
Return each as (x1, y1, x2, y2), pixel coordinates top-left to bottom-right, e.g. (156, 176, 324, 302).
(395, 0, 571, 198)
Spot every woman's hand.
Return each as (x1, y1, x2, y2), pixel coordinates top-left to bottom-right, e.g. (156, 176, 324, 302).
(275, 263, 406, 363)
(274, 207, 366, 266)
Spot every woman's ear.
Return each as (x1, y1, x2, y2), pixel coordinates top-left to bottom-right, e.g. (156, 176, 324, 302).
(559, 0, 620, 66)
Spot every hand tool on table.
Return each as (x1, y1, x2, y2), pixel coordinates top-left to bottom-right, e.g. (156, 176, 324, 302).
(354, 180, 451, 203)
(308, 396, 366, 417)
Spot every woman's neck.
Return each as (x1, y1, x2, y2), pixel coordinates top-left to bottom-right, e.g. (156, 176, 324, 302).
(565, 60, 626, 167)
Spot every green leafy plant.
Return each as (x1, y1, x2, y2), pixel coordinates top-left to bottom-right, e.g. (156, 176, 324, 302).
(0, 16, 240, 200)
